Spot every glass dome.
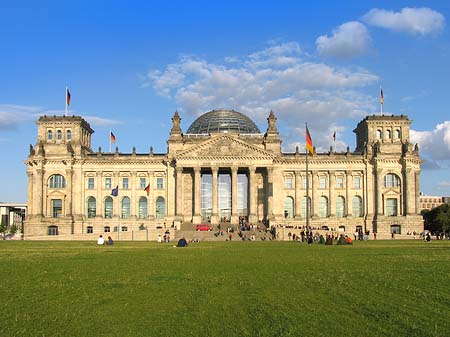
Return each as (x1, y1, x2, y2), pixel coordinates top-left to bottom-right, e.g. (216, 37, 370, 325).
(186, 109, 260, 134)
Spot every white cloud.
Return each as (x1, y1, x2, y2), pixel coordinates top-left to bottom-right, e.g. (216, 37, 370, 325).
(0, 104, 42, 129)
(363, 7, 445, 36)
(83, 116, 122, 127)
(316, 21, 372, 58)
(411, 121, 450, 160)
(437, 181, 450, 188)
(145, 42, 379, 151)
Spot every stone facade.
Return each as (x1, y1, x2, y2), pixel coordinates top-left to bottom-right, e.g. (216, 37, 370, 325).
(24, 110, 423, 239)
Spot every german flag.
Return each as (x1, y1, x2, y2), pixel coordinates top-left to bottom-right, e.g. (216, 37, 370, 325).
(110, 131, 116, 143)
(306, 126, 313, 155)
(144, 184, 150, 196)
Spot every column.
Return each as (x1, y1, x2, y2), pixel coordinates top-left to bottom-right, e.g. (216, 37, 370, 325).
(36, 168, 44, 216)
(148, 172, 154, 220)
(415, 171, 420, 215)
(211, 167, 219, 225)
(376, 168, 384, 216)
(193, 167, 202, 224)
(248, 166, 258, 223)
(231, 166, 238, 224)
(65, 168, 73, 217)
(131, 171, 137, 218)
(346, 170, 352, 217)
(294, 171, 301, 219)
(312, 171, 318, 218)
(96, 171, 102, 217)
(27, 171, 33, 216)
(267, 167, 274, 220)
(113, 172, 120, 218)
(175, 167, 183, 216)
(328, 170, 335, 217)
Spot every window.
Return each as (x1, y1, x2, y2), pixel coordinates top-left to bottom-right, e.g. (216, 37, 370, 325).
(121, 226, 128, 232)
(57, 130, 62, 140)
(140, 178, 146, 189)
(88, 178, 95, 189)
(284, 197, 294, 218)
(87, 226, 93, 234)
(318, 196, 328, 218)
(104, 196, 113, 219)
(352, 196, 363, 217)
(386, 129, 391, 139)
(122, 177, 129, 189)
(48, 225, 58, 235)
(394, 129, 401, 139)
(105, 177, 112, 189)
(376, 130, 382, 139)
(336, 196, 345, 218)
(138, 197, 148, 219)
(353, 177, 361, 189)
(336, 176, 344, 189)
(338, 226, 345, 233)
(285, 177, 293, 189)
(52, 199, 63, 218)
(48, 130, 53, 140)
(87, 197, 96, 218)
(319, 177, 327, 189)
(157, 177, 164, 189)
(386, 198, 398, 216)
(66, 130, 72, 140)
(104, 226, 110, 233)
(49, 174, 66, 188)
(121, 197, 130, 219)
(156, 196, 165, 219)
(384, 174, 400, 188)
(302, 177, 307, 189)
(391, 224, 401, 234)
(301, 196, 311, 218)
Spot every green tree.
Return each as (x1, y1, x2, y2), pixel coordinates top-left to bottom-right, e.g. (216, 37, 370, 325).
(422, 203, 450, 233)
(0, 222, 7, 240)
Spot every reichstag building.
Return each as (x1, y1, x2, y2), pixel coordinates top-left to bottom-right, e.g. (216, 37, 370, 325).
(24, 109, 423, 238)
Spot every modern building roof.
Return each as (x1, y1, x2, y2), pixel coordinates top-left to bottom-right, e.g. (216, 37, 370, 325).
(186, 109, 261, 134)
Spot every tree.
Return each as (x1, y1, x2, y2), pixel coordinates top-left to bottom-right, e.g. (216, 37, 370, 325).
(0, 222, 7, 240)
(422, 203, 450, 233)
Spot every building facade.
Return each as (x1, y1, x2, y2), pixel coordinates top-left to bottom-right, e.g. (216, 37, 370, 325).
(419, 195, 450, 211)
(24, 109, 423, 238)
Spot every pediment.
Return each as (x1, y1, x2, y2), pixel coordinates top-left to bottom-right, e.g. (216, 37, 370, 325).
(177, 135, 275, 160)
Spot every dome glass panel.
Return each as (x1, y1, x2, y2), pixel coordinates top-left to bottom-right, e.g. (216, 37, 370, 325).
(186, 109, 260, 134)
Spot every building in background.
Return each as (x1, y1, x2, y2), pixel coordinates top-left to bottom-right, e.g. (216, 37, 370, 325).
(419, 195, 450, 211)
(24, 109, 423, 239)
(0, 203, 27, 234)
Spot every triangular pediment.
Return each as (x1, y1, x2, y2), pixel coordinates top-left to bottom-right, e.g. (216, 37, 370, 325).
(177, 135, 275, 160)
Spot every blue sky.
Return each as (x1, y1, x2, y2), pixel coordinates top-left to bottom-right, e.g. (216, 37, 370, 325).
(1, 0, 450, 202)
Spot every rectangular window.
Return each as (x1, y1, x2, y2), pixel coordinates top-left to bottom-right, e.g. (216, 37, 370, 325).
(87, 226, 93, 234)
(121, 226, 128, 232)
(105, 177, 112, 189)
(48, 226, 58, 235)
(157, 177, 163, 189)
(285, 177, 293, 189)
(336, 177, 344, 189)
(140, 178, 146, 189)
(88, 178, 95, 189)
(353, 177, 361, 189)
(302, 177, 307, 189)
(319, 177, 327, 189)
(52, 199, 63, 218)
(104, 226, 110, 233)
(386, 198, 398, 216)
(122, 177, 129, 189)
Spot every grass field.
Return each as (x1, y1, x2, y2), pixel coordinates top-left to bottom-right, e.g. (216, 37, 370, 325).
(1, 240, 450, 337)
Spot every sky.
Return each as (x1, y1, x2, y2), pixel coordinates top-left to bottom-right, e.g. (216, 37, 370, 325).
(1, 0, 450, 202)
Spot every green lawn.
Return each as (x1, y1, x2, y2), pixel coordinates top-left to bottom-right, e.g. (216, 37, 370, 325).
(1, 240, 449, 337)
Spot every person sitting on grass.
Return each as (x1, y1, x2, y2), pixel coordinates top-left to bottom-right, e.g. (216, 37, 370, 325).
(97, 235, 104, 245)
(176, 237, 188, 247)
(337, 234, 347, 245)
(106, 236, 114, 245)
(345, 235, 353, 245)
(318, 235, 325, 244)
(325, 235, 333, 245)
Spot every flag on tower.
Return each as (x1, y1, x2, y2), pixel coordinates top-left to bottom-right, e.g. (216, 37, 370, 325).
(306, 126, 313, 155)
(332, 131, 336, 142)
(110, 131, 116, 143)
(111, 186, 118, 197)
(144, 184, 150, 196)
(66, 88, 71, 106)
(380, 87, 384, 105)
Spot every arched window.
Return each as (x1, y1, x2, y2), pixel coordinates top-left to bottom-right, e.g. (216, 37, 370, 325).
(394, 129, 401, 139)
(352, 196, 363, 217)
(66, 130, 72, 140)
(376, 129, 382, 139)
(284, 197, 294, 218)
(301, 196, 311, 218)
(57, 130, 62, 140)
(87, 197, 96, 218)
(384, 173, 400, 188)
(104, 196, 113, 219)
(156, 197, 165, 219)
(386, 129, 391, 139)
(318, 196, 329, 218)
(138, 197, 148, 219)
(121, 197, 130, 219)
(47, 130, 53, 140)
(49, 174, 66, 188)
(336, 196, 345, 218)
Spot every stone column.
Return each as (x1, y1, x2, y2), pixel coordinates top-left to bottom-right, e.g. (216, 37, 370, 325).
(231, 166, 239, 224)
(210, 167, 219, 225)
(96, 171, 102, 217)
(131, 171, 137, 219)
(266, 167, 274, 221)
(148, 172, 155, 220)
(312, 171, 318, 218)
(113, 172, 120, 218)
(376, 168, 384, 216)
(346, 170, 352, 217)
(175, 167, 183, 216)
(36, 168, 44, 217)
(294, 170, 302, 219)
(65, 168, 73, 217)
(27, 171, 33, 216)
(193, 167, 202, 224)
(328, 170, 335, 217)
(415, 171, 420, 215)
(248, 166, 258, 224)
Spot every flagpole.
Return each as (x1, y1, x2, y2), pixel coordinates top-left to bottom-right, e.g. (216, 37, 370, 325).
(65, 86, 68, 116)
(306, 123, 310, 231)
